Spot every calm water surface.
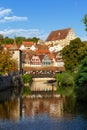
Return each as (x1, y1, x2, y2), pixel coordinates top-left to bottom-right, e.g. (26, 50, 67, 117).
(0, 96, 87, 130)
(0, 79, 87, 130)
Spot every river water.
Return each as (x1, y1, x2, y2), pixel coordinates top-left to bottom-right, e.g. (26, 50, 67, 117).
(0, 80, 87, 130)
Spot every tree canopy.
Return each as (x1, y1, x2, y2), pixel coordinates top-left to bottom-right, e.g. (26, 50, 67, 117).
(61, 38, 87, 71)
(75, 57, 87, 102)
(82, 14, 87, 31)
(0, 34, 40, 45)
(0, 45, 17, 74)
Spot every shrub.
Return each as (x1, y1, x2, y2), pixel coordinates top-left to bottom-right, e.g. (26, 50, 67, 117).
(22, 74, 32, 83)
(75, 57, 87, 102)
(56, 72, 74, 88)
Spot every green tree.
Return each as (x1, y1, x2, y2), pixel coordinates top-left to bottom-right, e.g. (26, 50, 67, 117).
(0, 34, 4, 44)
(61, 38, 85, 71)
(4, 37, 14, 44)
(22, 74, 32, 83)
(82, 14, 87, 31)
(75, 57, 87, 102)
(27, 37, 39, 43)
(15, 37, 26, 45)
(78, 41, 87, 60)
(56, 72, 74, 88)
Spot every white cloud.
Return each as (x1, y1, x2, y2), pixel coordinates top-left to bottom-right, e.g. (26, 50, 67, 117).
(0, 28, 46, 40)
(0, 7, 28, 23)
(0, 8, 12, 17)
(0, 16, 28, 23)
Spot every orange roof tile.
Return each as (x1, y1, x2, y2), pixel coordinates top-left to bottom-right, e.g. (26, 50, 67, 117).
(22, 41, 34, 47)
(5, 44, 12, 49)
(36, 49, 50, 54)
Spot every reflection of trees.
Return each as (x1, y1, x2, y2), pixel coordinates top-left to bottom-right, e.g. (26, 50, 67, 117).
(75, 102, 87, 119)
(63, 96, 76, 117)
(0, 99, 19, 122)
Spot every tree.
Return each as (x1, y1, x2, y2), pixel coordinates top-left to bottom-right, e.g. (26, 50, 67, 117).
(4, 37, 14, 44)
(82, 14, 87, 31)
(56, 72, 74, 88)
(75, 57, 87, 102)
(0, 46, 17, 74)
(61, 38, 85, 71)
(27, 37, 39, 43)
(15, 37, 26, 45)
(0, 34, 4, 44)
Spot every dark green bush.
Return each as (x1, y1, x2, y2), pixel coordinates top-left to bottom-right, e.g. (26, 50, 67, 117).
(75, 57, 87, 102)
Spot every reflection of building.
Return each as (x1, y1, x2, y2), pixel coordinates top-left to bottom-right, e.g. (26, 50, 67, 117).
(31, 78, 56, 92)
(22, 98, 63, 119)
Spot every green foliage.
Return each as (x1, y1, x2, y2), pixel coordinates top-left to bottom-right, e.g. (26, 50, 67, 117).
(61, 73, 74, 87)
(82, 14, 87, 31)
(0, 35, 39, 45)
(56, 72, 74, 88)
(27, 37, 39, 43)
(61, 38, 87, 71)
(22, 74, 32, 83)
(0, 47, 17, 74)
(22, 86, 32, 95)
(57, 86, 75, 97)
(75, 57, 87, 102)
(4, 37, 14, 44)
(15, 37, 26, 45)
(0, 34, 4, 44)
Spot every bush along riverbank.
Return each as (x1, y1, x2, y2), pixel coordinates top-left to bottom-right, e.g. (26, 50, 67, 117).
(56, 72, 75, 97)
(74, 57, 87, 102)
(22, 72, 76, 98)
(22, 74, 32, 96)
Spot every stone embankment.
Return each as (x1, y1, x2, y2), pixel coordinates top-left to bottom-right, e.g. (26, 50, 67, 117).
(0, 75, 12, 91)
(0, 73, 23, 91)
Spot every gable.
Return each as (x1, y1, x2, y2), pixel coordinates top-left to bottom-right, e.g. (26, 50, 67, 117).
(31, 55, 41, 62)
(43, 55, 51, 61)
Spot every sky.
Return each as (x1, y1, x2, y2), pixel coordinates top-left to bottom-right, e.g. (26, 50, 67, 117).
(0, 0, 87, 41)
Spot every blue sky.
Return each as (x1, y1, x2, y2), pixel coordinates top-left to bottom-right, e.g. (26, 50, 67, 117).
(0, 0, 87, 41)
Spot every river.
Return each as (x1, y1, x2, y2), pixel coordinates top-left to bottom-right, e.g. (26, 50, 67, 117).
(0, 80, 87, 130)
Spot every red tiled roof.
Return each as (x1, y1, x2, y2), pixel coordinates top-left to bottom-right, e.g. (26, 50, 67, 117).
(5, 44, 12, 49)
(36, 49, 50, 54)
(46, 28, 71, 42)
(22, 41, 34, 47)
(36, 44, 49, 50)
(47, 53, 55, 60)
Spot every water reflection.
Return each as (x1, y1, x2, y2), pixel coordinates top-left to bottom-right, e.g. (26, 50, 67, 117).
(75, 101, 87, 120)
(0, 98, 20, 122)
(0, 89, 13, 103)
(22, 97, 63, 119)
(0, 97, 87, 130)
(0, 96, 76, 121)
